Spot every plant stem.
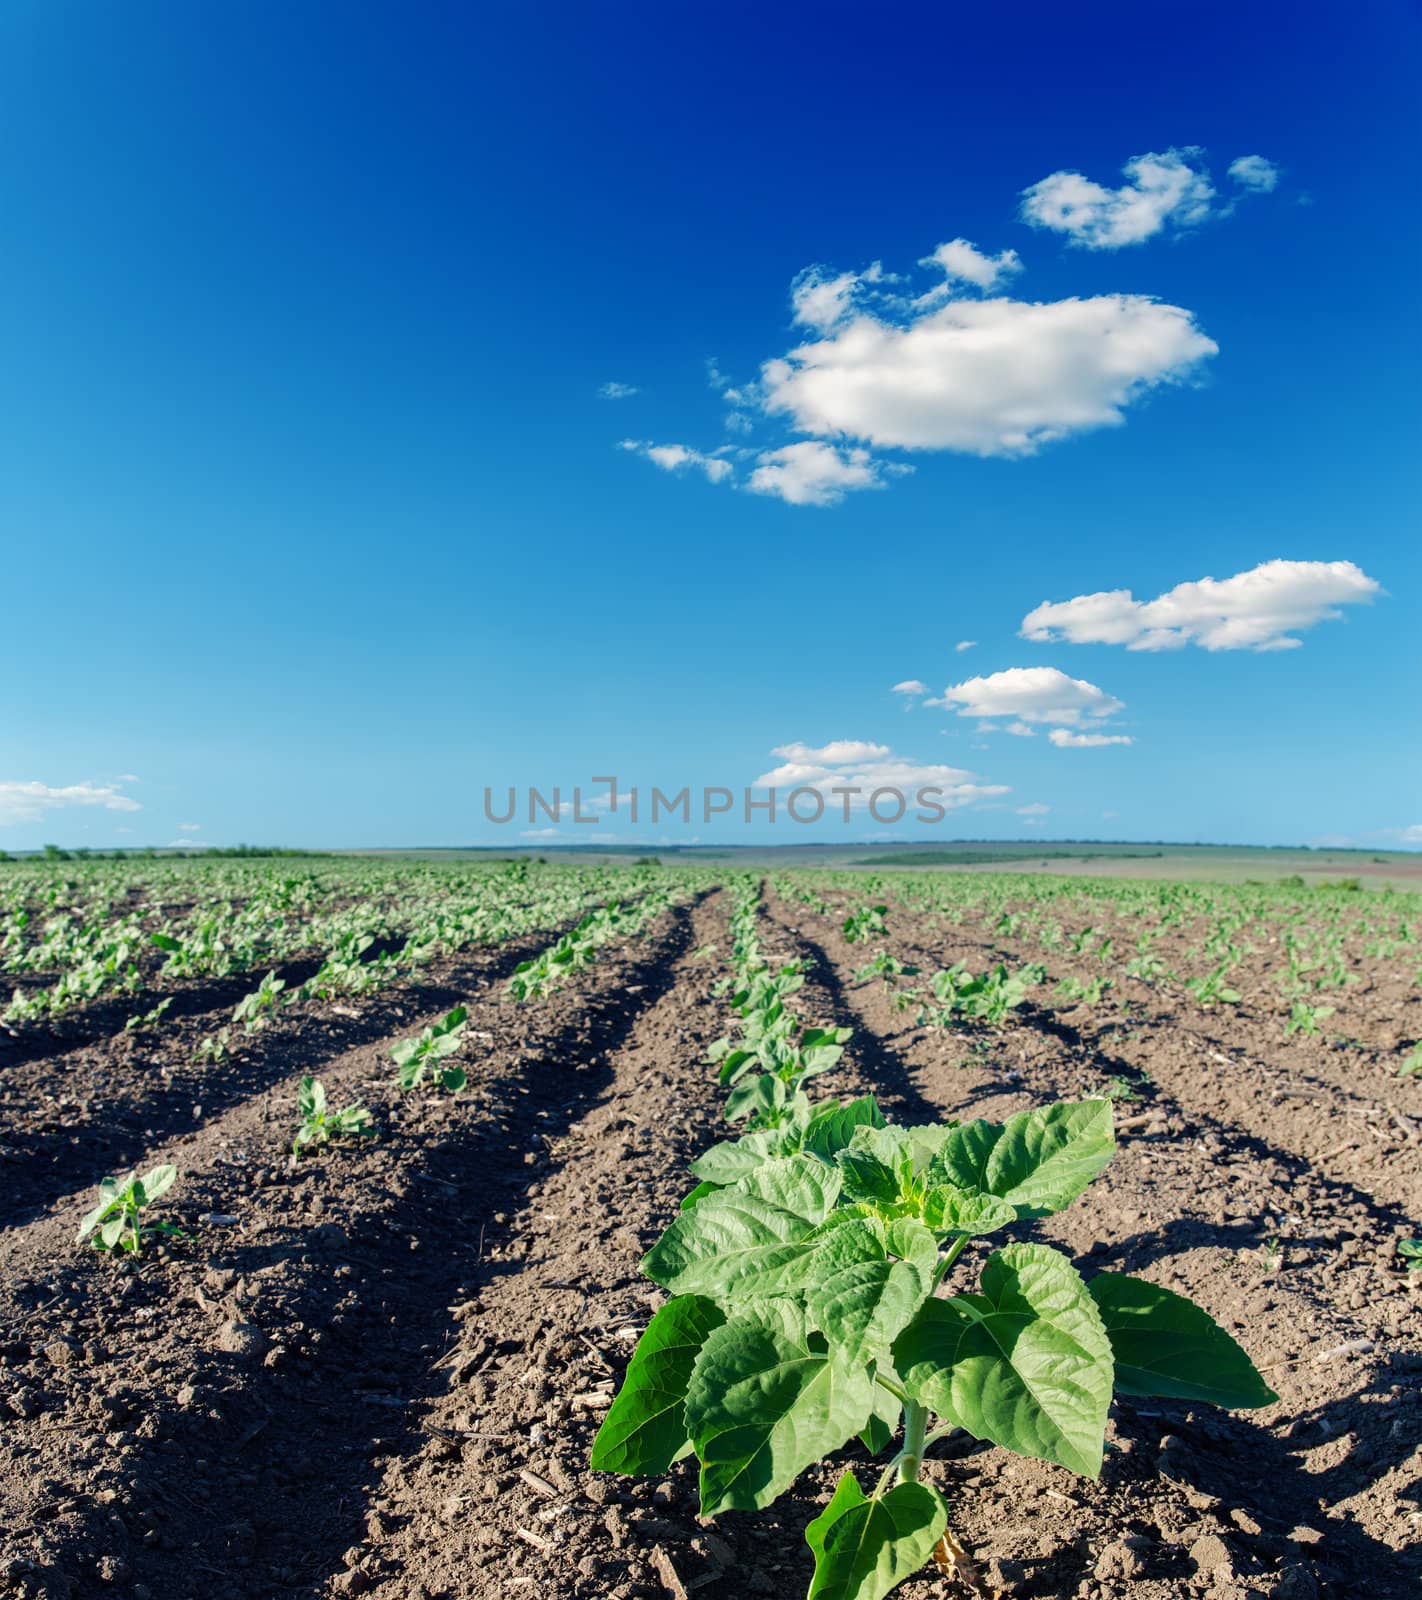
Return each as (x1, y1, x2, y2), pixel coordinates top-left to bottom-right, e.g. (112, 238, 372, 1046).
(933, 1233, 969, 1288)
(897, 1398, 929, 1484)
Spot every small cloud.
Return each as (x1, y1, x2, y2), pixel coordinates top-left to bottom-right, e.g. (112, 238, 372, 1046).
(1048, 730, 1134, 748)
(1228, 155, 1280, 194)
(917, 239, 1023, 301)
(1021, 559, 1381, 652)
(747, 441, 891, 507)
(0, 779, 142, 826)
(1020, 147, 1216, 249)
(1101, 809, 1120, 820)
(178, 822, 202, 833)
(520, 827, 562, 839)
(954, 640, 977, 653)
(620, 438, 733, 485)
(936, 666, 1125, 726)
(892, 680, 929, 696)
(598, 381, 640, 400)
(1005, 722, 1036, 738)
(1017, 803, 1051, 816)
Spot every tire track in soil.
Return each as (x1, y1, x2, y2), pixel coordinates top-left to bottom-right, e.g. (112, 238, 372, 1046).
(766, 889, 1422, 1600)
(0, 896, 709, 1600)
(0, 918, 610, 1231)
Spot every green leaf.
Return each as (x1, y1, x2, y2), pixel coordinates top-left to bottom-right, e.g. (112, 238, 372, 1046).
(685, 1301, 875, 1514)
(150, 932, 181, 952)
(859, 1376, 902, 1455)
(883, 1217, 939, 1282)
(809, 1259, 928, 1365)
(894, 1242, 1113, 1478)
(141, 1164, 177, 1200)
(643, 1156, 841, 1302)
(1088, 1274, 1277, 1409)
(805, 1470, 948, 1600)
(690, 1127, 789, 1185)
(802, 1096, 886, 1161)
(591, 1296, 726, 1473)
(922, 1187, 1016, 1237)
(932, 1101, 1114, 1218)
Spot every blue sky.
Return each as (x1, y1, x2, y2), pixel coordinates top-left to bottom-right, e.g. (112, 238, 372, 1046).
(2, 2, 1418, 850)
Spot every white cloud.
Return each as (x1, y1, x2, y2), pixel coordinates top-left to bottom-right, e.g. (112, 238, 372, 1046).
(752, 740, 1009, 811)
(772, 740, 891, 766)
(892, 680, 929, 696)
(747, 441, 889, 506)
(1228, 155, 1280, 194)
(1049, 730, 1134, 748)
(1017, 802, 1051, 816)
(917, 238, 1023, 299)
(1005, 721, 1036, 737)
(791, 262, 889, 331)
(178, 822, 201, 833)
(167, 838, 207, 847)
(1021, 559, 1381, 652)
(762, 294, 1216, 457)
(1020, 148, 1217, 249)
(1399, 825, 1422, 845)
(954, 640, 977, 652)
(520, 827, 562, 839)
(0, 780, 142, 827)
(598, 381, 640, 399)
(935, 666, 1125, 726)
(619, 438, 733, 485)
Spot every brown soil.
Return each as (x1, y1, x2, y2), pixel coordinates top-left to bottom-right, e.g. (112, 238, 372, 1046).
(1, 885, 1418, 1600)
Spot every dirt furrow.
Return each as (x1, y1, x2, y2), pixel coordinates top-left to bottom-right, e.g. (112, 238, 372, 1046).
(0, 897, 706, 1600)
(765, 888, 1422, 1598)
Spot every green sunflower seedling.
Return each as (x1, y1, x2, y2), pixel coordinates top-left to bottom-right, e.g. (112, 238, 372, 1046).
(1283, 1001, 1335, 1039)
(292, 1075, 374, 1156)
(591, 1098, 1275, 1600)
(390, 1004, 468, 1092)
(77, 1165, 183, 1258)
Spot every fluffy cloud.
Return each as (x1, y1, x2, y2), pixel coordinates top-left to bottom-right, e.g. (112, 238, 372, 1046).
(771, 740, 890, 767)
(935, 666, 1125, 726)
(752, 740, 1008, 810)
(917, 238, 1022, 298)
(1021, 148, 1283, 249)
(954, 640, 977, 652)
(1020, 149, 1217, 249)
(791, 262, 890, 331)
(1228, 155, 1280, 194)
(747, 442, 890, 506)
(619, 439, 732, 484)
(891, 680, 929, 696)
(598, 381, 640, 399)
(761, 294, 1216, 456)
(1020, 559, 1381, 652)
(1048, 730, 1134, 748)
(0, 780, 142, 826)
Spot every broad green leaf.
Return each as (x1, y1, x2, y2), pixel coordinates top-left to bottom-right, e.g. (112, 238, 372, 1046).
(805, 1470, 948, 1600)
(150, 932, 181, 952)
(680, 1180, 722, 1210)
(902, 1122, 957, 1172)
(859, 1376, 902, 1455)
(802, 1096, 886, 1160)
(590, 1296, 726, 1473)
(685, 1301, 875, 1514)
(141, 1163, 177, 1200)
(1088, 1274, 1277, 1409)
(922, 1187, 1016, 1237)
(809, 1259, 928, 1365)
(643, 1156, 842, 1301)
(690, 1127, 787, 1185)
(883, 1217, 939, 1283)
(894, 1242, 1113, 1478)
(837, 1126, 914, 1207)
(932, 1101, 1114, 1218)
